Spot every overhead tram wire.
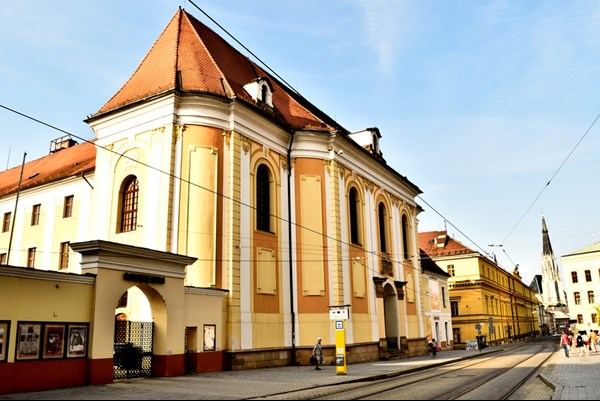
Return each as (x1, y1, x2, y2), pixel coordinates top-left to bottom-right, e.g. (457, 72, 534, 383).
(187, 0, 302, 99)
(500, 112, 600, 245)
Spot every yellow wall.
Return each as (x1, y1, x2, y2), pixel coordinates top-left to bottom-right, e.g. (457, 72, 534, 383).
(0, 272, 94, 362)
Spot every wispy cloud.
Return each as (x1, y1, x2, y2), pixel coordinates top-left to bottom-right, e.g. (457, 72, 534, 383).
(356, 0, 418, 76)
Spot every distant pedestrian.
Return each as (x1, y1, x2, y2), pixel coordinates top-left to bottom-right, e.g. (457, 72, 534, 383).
(560, 331, 570, 357)
(312, 337, 323, 370)
(591, 330, 598, 353)
(582, 332, 590, 356)
(431, 338, 437, 358)
(574, 332, 584, 356)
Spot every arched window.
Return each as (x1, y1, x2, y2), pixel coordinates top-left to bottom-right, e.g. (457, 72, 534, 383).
(261, 84, 269, 103)
(378, 202, 388, 253)
(119, 176, 139, 233)
(256, 164, 271, 232)
(402, 214, 410, 260)
(349, 187, 362, 245)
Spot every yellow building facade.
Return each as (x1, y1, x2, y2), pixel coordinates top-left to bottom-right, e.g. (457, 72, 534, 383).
(420, 231, 538, 347)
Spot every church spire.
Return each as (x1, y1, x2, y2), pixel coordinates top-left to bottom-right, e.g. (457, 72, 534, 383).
(542, 214, 554, 256)
(540, 214, 565, 306)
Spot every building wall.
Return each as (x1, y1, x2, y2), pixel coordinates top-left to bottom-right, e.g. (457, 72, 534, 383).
(0, 177, 94, 271)
(562, 247, 600, 333)
(0, 267, 95, 394)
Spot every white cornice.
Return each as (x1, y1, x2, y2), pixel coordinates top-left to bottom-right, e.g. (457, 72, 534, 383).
(0, 265, 96, 284)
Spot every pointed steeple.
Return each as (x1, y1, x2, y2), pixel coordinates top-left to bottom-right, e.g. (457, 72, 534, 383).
(540, 214, 565, 307)
(542, 215, 554, 257)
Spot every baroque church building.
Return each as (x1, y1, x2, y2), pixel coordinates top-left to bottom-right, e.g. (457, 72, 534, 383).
(0, 8, 428, 394)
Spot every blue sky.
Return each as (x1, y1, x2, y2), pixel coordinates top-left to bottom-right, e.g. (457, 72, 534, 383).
(1, 0, 600, 284)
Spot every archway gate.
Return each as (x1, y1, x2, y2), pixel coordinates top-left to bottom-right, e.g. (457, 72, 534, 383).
(113, 320, 154, 380)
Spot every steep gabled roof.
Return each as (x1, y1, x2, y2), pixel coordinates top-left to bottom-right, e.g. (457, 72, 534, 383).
(418, 231, 475, 258)
(0, 141, 96, 198)
(420, 248, 450, 277)
(91, 8, 336, 132)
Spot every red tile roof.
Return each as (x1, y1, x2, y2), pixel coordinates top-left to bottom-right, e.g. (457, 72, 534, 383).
(92, 8, 336, 132)
(0, 141, 96, 198)
(418, 231, 475, 258)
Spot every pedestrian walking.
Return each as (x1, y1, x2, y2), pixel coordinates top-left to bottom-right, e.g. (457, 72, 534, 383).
(591, 330, 598, 353)
(431, 338, 437, 358)
(582, 332, 590, 356)
(574, 332, 584, 356)
(312, 337, 323, 370)
(560, 331, 570, 357)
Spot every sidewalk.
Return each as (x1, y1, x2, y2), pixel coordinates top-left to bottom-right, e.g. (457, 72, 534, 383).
(1, 342, 600, 400)
(0, 348, 497, 400)
(538, 348, 600, 400)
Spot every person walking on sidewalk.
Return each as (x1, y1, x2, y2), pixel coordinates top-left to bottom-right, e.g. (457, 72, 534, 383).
(590, 330, 598, 353)
(560, 330, 571, 357)
(431, 338, 437, 358)
(312, 337, 323, 370)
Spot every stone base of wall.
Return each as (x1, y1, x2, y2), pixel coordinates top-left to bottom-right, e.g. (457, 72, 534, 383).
(227, 342, 381, 370)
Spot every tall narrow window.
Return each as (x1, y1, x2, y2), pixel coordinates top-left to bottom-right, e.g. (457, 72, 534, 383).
(588, 291, 595, 304)
(119, 176, 139, 233)
(2, 212, 10, 233)
(378, 203, 388, 253)
(585, 270, 592, 282)
(59, 242, 70, 270)
(447, 265, 455, 277)
(348, 187, 362, 245)
(0, 253, 6, 265)
(31, 204, 41, 226)
(574, 292, 581, 305)
(571, 271, 578, 283)
(401, 214, 410, 259)
(63, 195, 74, 218)
(256, 164, 271, 232)
(441, 287, 447, 308)
(27, 247, 36, 268)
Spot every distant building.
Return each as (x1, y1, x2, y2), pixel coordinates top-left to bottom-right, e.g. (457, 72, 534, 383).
(419, 249, 453, 349)
(419, 231, 538, 347)
(561, 242, 600, 333)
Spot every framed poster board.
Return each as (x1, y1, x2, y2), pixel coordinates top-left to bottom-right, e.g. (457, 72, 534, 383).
(203, 324, 216, 351)
(66, 324, 88, 358)
(16, 322, 42, 361)
(43, 324, 66, 359)
(0, 321, 10, 362)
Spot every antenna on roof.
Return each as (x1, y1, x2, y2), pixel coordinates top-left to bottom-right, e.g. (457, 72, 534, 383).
(5, 146, 10, 171)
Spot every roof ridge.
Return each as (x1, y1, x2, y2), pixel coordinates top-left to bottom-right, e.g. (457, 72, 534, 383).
(95, 9, 182, 116)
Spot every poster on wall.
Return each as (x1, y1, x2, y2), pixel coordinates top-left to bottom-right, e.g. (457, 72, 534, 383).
(66, 324, 88, 358)
(43, 324, 66, 359)
(16, 322, 42, 361)
(0, 321, 10, 362)
(203, 324, 216, 351)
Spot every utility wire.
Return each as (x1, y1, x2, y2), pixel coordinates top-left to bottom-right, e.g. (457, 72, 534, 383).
(187, 0, 302, 99)
(501, 113, 600, 245)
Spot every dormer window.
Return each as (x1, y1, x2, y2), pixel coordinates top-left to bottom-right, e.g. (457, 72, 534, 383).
(243, 77, 274, 107)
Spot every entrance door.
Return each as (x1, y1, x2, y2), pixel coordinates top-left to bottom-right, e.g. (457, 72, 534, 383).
(113, 320, 154, 380)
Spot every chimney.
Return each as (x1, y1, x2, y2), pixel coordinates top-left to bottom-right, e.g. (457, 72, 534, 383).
(435, 234, 448, 248)
(50, 136, 78, 154)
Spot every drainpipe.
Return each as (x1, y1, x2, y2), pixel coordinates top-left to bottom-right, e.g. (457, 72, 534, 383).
(7, 152, 26, 264)
(287, 131, 297, 365)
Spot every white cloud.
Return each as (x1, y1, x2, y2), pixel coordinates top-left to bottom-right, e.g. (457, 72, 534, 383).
(356, 0, 418, 75)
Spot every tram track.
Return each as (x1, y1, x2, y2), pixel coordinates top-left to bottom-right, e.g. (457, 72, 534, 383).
(250, 342, 555, 400)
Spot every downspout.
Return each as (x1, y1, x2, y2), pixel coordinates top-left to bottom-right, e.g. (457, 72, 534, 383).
(7, 152, 26, 264)
(287, 130, 297, 365)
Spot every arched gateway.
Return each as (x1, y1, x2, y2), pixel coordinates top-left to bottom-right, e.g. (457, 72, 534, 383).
(70, 240, 197, 384)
